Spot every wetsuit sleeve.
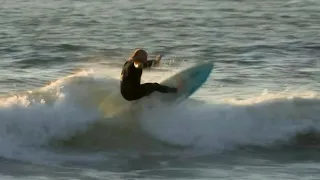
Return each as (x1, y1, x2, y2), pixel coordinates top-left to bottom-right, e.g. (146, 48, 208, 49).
(143, 60, 159, 68)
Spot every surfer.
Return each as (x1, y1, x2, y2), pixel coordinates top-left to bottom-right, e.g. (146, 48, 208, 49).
(120, 49, 178, 101)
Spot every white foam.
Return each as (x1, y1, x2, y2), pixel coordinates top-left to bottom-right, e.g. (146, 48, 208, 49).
(0, 71, 106, 163)
(0, 66, 179, 163)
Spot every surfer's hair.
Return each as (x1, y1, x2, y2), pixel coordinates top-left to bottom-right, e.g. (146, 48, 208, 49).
(128, 49, 148, 63)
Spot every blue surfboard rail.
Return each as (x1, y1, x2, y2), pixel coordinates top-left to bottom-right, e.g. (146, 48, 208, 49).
(156, 62, 214, 103)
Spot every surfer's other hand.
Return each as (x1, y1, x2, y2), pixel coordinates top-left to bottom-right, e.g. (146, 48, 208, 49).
(176, 78, 183, 92)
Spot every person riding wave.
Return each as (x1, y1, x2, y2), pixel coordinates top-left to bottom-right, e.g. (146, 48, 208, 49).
(120, 49, 178, 101)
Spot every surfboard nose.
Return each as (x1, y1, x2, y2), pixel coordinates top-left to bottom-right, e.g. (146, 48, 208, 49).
(198, 62, 214, 73)
(203, 62, 214, 67)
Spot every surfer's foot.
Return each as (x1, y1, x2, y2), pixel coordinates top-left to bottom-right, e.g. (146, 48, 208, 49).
(168, 87, 178, 93)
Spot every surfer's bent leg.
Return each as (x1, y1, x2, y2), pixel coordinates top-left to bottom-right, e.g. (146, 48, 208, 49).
(140, 83, 177, 95)
(122, 83, 177, 101)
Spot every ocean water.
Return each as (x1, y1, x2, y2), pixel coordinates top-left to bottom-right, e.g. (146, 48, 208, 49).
(0, 0, 319, 179)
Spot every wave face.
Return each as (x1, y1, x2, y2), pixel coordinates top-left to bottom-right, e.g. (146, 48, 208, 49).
(0, 70, 319, 164)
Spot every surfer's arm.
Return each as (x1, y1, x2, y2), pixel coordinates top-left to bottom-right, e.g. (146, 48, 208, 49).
(143, 55, 163, 69)
(143, 60, 160, 68)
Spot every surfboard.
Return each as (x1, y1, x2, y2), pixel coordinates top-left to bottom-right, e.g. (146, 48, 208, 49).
(110, 62, 213, 117)
(144, 62, 214, 104)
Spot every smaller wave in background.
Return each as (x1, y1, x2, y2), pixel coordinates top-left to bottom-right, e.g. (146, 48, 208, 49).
(140, 90, 320, 151)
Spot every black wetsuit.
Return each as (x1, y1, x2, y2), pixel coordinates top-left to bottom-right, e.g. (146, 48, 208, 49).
(120, 60, 177, 101)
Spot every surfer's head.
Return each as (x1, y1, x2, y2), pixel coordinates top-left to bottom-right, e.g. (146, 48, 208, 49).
(129, 49, 148, 63)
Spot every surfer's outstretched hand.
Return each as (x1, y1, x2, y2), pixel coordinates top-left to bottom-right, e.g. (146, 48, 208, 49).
(155, 54, 163, 62)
